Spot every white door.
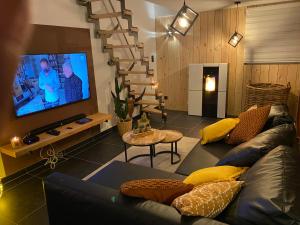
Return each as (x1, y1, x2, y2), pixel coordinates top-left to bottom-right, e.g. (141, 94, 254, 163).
(188, 91, 202, 116)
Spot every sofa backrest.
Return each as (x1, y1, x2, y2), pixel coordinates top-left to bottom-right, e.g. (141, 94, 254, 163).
(218, 145, 300, 225)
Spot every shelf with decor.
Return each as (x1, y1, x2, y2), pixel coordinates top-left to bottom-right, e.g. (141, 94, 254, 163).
(0, 112, 112, 159)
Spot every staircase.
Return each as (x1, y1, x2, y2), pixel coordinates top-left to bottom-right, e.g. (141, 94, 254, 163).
(77, 0, 167, 122)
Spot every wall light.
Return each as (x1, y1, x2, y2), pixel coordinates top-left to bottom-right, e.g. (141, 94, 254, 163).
(205, 76, 216, 92)
(228, 1, 243, 47)
(170, 0, 199, 36)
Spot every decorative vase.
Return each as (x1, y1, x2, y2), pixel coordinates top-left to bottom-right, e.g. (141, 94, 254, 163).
(117, 119, 132, 137)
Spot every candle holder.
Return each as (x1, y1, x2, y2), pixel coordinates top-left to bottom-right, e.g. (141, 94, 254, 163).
(10, 136, 23, 149)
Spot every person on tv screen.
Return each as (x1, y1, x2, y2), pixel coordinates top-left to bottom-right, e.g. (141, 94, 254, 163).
(63, 62, 83, 103)
(38, 58, 60, 109)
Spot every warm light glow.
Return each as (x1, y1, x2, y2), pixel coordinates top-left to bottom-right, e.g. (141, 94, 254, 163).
(205, 76, 216, 92)
(228, 32, 243, 47)
(178, 17, 190, 28)
(0, 183, 3, 198)
(10, 136, 22, 149)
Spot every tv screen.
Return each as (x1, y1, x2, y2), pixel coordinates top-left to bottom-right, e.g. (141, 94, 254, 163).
(12, 53, 90, 117)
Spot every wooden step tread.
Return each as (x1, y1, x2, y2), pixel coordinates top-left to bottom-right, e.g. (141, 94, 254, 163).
(98, 27, 139, 35)
(90, 9, 132, 19)
(117, 57, 149, 63)
(130, 91, 162, 97)
(126, 81, 158, 86)
(105, 42, 144, 49)
(143, 107, 167, 116)
(118, 69, 154, 75)
(136, 100, 160, 106)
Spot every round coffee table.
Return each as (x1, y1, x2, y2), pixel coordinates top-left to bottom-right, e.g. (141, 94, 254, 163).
(159, 130, 183, 164)
(122, 129, 166, 168)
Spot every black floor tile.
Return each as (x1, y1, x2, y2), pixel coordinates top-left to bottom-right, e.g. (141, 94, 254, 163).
(0, 215, 17, 225)
(2, 173, 33, 194)
(99, 130, 123, 146)
(72, 142, 123, 165)
(0, 177, 45, 223)
(19, 205, 49, 225)
(29, 157, 101, 180)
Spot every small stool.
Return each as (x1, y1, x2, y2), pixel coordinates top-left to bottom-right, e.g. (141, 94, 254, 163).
(159, 130, 183, 164)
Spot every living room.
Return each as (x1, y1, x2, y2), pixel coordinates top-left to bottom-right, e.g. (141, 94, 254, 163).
(0, 0, 299, 224)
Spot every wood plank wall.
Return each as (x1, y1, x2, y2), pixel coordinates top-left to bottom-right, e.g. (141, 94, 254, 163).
(155, 7, 300, 117)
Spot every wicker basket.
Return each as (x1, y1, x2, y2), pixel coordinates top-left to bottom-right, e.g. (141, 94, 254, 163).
(244, 82, 291, 111)
(117, 120, 132, 136)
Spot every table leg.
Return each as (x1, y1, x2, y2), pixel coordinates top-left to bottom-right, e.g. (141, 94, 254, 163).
(171, 142, 174, 164)
(150, 145, 154, 168)
(175, 141, 178, 154)
(153, 144, 156, 157)
(124, 143, 128, 162)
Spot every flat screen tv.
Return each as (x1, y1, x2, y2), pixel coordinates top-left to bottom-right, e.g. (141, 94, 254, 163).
(12, 53, 90, 117)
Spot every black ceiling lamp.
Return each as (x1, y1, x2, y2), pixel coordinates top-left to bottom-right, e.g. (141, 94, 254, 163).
(228, 1, 243, 47)
(170, 0, 199, 36)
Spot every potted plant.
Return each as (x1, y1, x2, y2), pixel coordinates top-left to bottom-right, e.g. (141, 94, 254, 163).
(111, 78, 132, 136)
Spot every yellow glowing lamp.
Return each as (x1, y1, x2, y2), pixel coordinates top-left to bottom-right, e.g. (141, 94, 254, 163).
(0, 183, 3, 198)
(205, 76, 216, 92)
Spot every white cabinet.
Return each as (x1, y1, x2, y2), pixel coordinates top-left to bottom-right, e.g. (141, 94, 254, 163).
(188, 63, 228, 118)
(189, 64, 203, 91)
(188, 91, 203, 116)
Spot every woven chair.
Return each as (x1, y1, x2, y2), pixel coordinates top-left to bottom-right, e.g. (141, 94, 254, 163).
(244, 82, 291, 111)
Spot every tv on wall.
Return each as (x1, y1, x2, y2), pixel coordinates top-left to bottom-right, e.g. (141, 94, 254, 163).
(12, 53, 91, 117)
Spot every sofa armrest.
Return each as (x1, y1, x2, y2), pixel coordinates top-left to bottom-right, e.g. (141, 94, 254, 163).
(44, 172, 228, 225)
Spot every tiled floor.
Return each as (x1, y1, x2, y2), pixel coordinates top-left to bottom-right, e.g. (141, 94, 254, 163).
(0, 110, 215, 225)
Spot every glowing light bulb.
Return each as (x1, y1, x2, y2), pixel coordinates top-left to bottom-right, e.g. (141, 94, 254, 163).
(178, 17, 189, 28)
(205, 76, 216, 92)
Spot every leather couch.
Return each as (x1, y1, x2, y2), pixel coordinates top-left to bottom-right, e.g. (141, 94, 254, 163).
(44, 105, 300, 225)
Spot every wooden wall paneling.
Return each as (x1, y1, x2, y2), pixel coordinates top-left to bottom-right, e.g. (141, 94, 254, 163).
(242, 64, 252, 109)
(227, 8, 238, 115)
(155, 7, 300, 116)
(268, 64, 279, 83)
(214, 10, 223, 63)
(277, 64, 288, 85)
(251, 65, 261, 83)
(207, 11, 216, 63)
(193, 17, 201, 64)
(181, 29, 194, 111)
(199, 12, 208, 63)
(234, 8, 246, 114)
(287, 64, 298, 116)
(221, 8, 231, 64)
(260, 65, 270, 83)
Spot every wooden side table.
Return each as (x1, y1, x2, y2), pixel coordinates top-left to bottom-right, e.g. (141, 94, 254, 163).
(159, 130, 183, 164)
(122, 129, 166, 168)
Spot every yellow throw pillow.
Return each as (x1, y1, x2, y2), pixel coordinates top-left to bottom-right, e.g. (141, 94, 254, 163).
(183, 166, 248, 186)
(200, 118, 240, 145)
(172, 181, 244, 217)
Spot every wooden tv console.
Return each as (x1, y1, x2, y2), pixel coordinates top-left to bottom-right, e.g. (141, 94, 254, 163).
(0, 113, 112, 159)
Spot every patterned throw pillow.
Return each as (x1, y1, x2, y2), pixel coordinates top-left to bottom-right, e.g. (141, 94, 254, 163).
(226, 105, 271, 145)
(120, 179, 194, 205)
(172, 181, 244, 218)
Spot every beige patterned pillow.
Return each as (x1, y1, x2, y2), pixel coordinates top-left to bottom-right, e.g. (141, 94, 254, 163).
(172, 181, 244, 218)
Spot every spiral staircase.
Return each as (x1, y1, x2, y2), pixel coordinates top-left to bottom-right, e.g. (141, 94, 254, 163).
(77, 0, 167, 122)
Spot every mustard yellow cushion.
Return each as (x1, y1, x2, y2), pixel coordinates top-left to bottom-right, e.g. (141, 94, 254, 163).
(183, 166, 248, 186)
(200, 118, 240, 145)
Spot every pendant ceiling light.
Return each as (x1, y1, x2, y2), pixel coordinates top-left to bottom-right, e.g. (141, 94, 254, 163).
(228, 1, 243, 47)
(170, 0, 199, 36)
